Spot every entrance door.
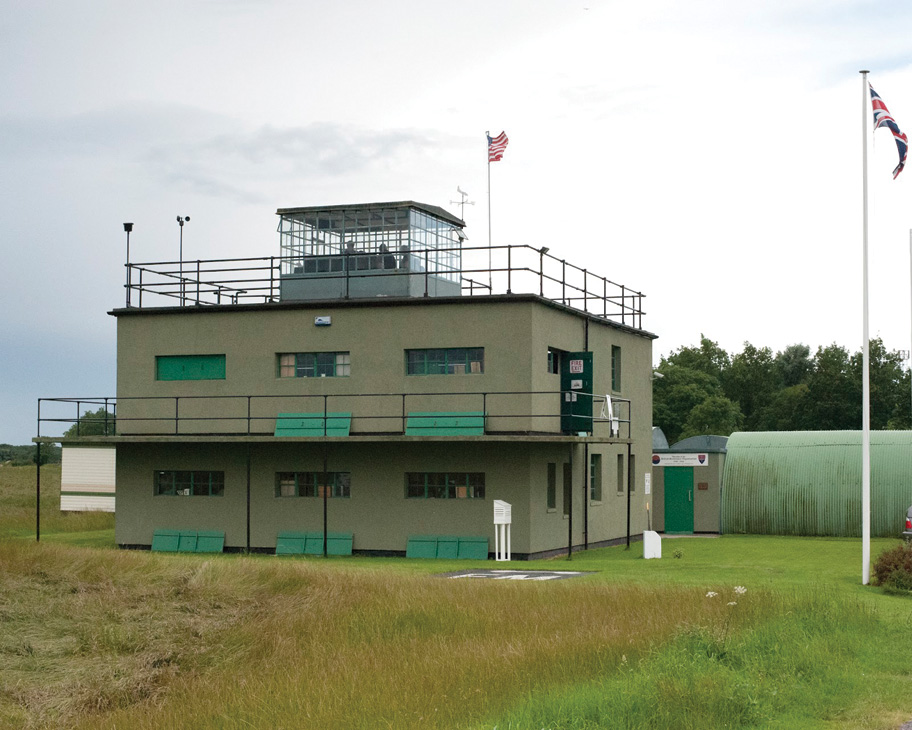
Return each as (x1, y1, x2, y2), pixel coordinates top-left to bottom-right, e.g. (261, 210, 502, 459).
(664, 467, 694, 534)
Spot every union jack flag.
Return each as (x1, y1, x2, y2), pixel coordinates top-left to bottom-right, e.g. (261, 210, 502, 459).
(487, 131, 509, 162)
(870, 85, 908, 179)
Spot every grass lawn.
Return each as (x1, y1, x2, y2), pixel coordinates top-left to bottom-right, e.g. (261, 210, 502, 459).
(1, 465, 911, 729)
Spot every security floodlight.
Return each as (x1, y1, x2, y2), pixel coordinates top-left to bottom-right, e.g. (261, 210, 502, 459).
(123, 222, 133, 233)
(540, 246, 550, 255)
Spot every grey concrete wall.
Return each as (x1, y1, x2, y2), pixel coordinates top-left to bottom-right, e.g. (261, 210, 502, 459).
(117, 441, 539, 552)
(112, 296, 655, 554)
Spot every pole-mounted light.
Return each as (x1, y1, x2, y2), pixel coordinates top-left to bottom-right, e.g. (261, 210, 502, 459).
(123, 222, 134, 307)
(177, 215, 190, 303)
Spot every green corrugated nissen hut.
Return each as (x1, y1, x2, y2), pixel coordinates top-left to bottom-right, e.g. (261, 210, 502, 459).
(722, 431, 912, 537)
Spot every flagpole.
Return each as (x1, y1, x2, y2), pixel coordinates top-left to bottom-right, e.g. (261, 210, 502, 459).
(860, 69, 871, 585)
(486, 130, 493, 292)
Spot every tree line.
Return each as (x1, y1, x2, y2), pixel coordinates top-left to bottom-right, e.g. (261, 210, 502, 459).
(0, 443, 61, 465)
(653, 336, 911, 444)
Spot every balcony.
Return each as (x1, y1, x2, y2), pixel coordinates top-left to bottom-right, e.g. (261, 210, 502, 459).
(36, 391, 632, 443)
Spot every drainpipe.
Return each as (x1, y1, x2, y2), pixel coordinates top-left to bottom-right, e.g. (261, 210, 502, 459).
(246, 443, 251, 552)
(626, 442, 632, 549)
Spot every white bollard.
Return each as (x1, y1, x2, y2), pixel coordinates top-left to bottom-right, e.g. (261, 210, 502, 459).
(643, 530, 662, 559)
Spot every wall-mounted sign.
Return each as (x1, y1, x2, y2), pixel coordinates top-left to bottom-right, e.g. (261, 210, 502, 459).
(315, 316, 331, 326)
(644, 473, 651, 495)
(651, 453, 709, 467)
(569, 359, 584, 374)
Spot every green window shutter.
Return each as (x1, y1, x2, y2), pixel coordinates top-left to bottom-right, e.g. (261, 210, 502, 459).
(156, 354, 226, 381)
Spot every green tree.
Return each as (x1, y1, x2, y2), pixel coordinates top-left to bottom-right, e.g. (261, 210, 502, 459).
(723, 343, 780, 430)
(752, 384, 810, 431)
(678, 395, 743, 440)
(663, 335, 730, 382)
(775, 343, 812, 387)
(653, 365, 723, 444)
(63, 408, 116, 437)
(851, 338, 910, 430)
(801, 344, 858, 430)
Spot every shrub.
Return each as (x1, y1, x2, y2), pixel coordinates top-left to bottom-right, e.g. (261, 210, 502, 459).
(872, 542, 912, 592)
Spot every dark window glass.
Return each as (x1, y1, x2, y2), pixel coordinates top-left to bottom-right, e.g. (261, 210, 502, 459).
(405, 472, 485, 499)
(155, 470, 224, 497)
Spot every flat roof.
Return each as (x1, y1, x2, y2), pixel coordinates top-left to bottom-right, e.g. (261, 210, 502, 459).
(109, 292, 658, 340)
(275, 201, 465, 228)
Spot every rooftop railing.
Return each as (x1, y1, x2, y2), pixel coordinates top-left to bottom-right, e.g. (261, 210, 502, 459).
(123, 244, 646, 330)
(36, 392, 632, 441)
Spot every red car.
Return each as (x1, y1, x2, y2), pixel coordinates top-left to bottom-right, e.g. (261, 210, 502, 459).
(905, 506, 912, 540)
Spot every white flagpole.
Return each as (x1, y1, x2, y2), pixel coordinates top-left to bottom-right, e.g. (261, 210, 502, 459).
(860, 69, 871, 585)
(486, 131, 493, 292)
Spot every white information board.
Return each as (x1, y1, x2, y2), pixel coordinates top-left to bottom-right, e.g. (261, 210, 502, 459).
(651, 453, 709, 467)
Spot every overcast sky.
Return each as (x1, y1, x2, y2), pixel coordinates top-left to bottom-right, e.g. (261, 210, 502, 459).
(4, 0, 912, 444)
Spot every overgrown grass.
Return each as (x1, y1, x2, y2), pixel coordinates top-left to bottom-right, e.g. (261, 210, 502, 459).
(2, 466, 912, 729)
(0, 464, 114, 540)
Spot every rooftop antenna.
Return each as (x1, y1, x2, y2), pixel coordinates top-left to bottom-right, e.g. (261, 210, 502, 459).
(450, 186, 475, 220)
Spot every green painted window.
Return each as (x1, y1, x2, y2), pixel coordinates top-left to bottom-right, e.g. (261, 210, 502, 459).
(547, 347, 566, 374)
(590, 453, 602, 502)
(406, 472, 485, 499)
(156, 354, 226, 381)
(617, 454, 624, 493)
(562, 463, 572, 516)
(155, 470, 224, 496)
(405, 348, 484, 375)
(275, 472, 351, 498)
(611, 346, 621, 391)
(278, 352, 350, 378)
(547, 463, 556, 510)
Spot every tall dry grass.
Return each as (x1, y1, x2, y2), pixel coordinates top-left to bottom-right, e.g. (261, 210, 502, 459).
(0, 538, 727, 730)
(1, 464, 113, 536)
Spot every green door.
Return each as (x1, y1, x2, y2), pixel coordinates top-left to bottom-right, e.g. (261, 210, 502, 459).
(664, 467, 694, 534)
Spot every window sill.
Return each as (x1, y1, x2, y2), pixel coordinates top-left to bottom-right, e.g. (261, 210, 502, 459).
(547, 508, 556, 514)
(590, 500, 602, 507)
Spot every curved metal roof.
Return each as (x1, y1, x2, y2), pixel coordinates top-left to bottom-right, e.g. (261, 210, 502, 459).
(722, 430, 912, 537)
(652, 427, 669, 451)
(669, 435, 728, 453)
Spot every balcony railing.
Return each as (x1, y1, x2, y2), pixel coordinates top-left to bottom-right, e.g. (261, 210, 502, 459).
(123, 244, 646, 330)
(37, 392, 632, 440)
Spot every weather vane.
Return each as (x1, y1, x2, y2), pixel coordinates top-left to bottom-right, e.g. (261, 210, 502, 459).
(450, 186, 475, 220)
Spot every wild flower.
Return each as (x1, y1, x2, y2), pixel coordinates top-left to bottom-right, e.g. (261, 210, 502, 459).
(727, 601, 737, 606)
(734, 586, 747, 595)
(706, 591, 718, 598)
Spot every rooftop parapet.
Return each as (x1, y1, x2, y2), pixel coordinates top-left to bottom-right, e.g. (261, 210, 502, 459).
(120, 201, 646, 329)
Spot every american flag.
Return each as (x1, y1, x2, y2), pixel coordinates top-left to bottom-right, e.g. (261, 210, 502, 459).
(487, 131, 509, 162)
(870, 85, 908, 179)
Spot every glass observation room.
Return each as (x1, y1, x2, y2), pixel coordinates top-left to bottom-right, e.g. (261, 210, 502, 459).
(277, 201, 466, 301)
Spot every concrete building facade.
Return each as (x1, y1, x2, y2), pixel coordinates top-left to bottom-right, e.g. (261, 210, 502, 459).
(39, 201, 656, 559)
